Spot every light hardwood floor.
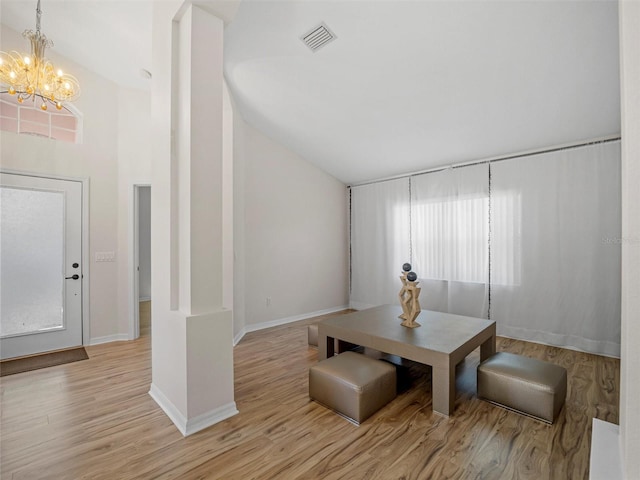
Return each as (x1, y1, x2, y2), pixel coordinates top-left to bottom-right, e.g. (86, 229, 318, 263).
(139, 300, 151, 337)
(0, 310, 618, 479)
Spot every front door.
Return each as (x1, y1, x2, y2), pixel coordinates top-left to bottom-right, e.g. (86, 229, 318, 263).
(0, 173, 83, 359)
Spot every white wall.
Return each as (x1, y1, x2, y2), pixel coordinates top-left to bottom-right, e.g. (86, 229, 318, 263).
(619, 1, 640, 477)
(0, 24, 121, 343)
(116, 89, 152, 338)
(233, 116, 349, 333)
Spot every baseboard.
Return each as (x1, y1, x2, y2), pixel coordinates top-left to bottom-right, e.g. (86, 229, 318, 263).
(149, 383, 238, 437)
(496, 332, 621, 359)
(348, 301, 374, 311)
(243, 305, 350, 335)
(184, 402, 239, 436)
(589, 418, 623, 479)
(89, 333, 130, 346)
(233, 328, 246, 346)
(149, 384, 187, 435)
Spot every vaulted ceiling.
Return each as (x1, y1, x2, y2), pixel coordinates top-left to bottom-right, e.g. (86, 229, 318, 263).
(1, 1, 621, 184)
(224, 1, 621, 184)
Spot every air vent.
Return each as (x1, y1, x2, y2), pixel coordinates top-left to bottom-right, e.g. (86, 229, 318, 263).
(301, 23, 337, 52)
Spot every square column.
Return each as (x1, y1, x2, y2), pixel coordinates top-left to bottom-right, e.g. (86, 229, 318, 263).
(149, 1, 236, 436)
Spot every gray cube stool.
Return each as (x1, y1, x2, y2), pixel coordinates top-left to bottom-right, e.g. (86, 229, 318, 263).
(477, 352, 567, 424)
(309, 351, 396, 424)
(308, 324, 318, 346)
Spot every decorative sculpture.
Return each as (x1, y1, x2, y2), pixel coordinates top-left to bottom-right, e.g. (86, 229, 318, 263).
(398, 263, 421, 328)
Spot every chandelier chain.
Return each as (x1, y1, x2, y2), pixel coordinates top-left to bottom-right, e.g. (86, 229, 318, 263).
(36, 0, 42, 34)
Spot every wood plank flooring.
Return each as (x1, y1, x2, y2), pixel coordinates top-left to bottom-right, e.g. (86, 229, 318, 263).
(139, 300, 151, 337)
(0, 310, 619, 479)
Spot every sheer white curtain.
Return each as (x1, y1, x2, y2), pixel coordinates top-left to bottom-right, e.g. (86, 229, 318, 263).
(350, 178, 410, 309)
(348, 141, 620, 356)
(411, 164, 489, 318)
(491, 142, 621, 356)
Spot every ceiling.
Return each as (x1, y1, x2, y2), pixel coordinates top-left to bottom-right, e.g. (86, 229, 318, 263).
(1, 1, 621, 185)
(224, 0, 621, 184)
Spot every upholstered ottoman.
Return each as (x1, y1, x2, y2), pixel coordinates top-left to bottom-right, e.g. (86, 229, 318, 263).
(308, 324, 318, 346)
(477, 352, 567, 424)
(309, 351, 396, 424)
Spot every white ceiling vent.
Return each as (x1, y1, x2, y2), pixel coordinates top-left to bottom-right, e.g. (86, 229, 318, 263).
(301, 23, 337, 52)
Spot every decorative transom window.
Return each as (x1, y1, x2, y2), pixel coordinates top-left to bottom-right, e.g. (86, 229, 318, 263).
(0, 94, 82, 144)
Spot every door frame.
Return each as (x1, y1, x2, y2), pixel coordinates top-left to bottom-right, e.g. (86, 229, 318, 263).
(0, 169, 91, 346)
(129, 183, 151, 340)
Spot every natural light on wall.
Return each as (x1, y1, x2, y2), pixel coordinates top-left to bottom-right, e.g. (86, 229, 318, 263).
(0, 94, 80, 143)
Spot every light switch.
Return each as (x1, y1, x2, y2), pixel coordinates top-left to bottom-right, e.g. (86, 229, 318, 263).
(95, 251, 116, 262)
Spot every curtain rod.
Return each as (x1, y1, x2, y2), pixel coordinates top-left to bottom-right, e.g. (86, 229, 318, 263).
(348, 135, 621, 188)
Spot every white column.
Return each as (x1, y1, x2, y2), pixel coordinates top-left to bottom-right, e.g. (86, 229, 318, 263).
(619, 1, 640, 477)
(149, 1, 237, 437)
(177, 5, 225, 314)
(590, 4, 640, 477)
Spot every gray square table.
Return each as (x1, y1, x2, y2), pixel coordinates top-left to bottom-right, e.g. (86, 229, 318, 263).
(318, 304, 496, 416)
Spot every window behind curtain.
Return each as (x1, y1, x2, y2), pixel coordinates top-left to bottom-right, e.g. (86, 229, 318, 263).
(348, 141, 620, 356)
(412, 194, 488, 283)
(351, 163, 521, 318)
(411, 164, 490, 317)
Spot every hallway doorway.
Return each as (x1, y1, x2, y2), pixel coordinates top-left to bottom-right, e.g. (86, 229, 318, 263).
(133, 185, 151, 338)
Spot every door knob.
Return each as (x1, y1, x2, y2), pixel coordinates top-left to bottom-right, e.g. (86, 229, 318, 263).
(65, 274, 80, 280)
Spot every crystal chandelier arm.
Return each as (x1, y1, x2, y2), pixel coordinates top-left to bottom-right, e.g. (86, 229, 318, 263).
(0, 0, 79, 111)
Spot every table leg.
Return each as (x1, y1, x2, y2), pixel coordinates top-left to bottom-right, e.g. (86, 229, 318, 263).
(319, 334, 335, 360)
(480, 331, 496, 362)
(432, 363, 456, 416)
(337, 339, 357, 353)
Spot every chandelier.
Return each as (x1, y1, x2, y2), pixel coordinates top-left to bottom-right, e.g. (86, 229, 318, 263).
(0, 0, 80, 111)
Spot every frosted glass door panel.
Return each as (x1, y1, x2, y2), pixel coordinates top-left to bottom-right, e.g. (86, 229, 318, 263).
(1, 187, 65, 337)
(0, 173, 82, 360)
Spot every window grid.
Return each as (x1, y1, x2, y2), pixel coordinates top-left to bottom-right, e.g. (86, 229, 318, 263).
(0, 96, 79, 144)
